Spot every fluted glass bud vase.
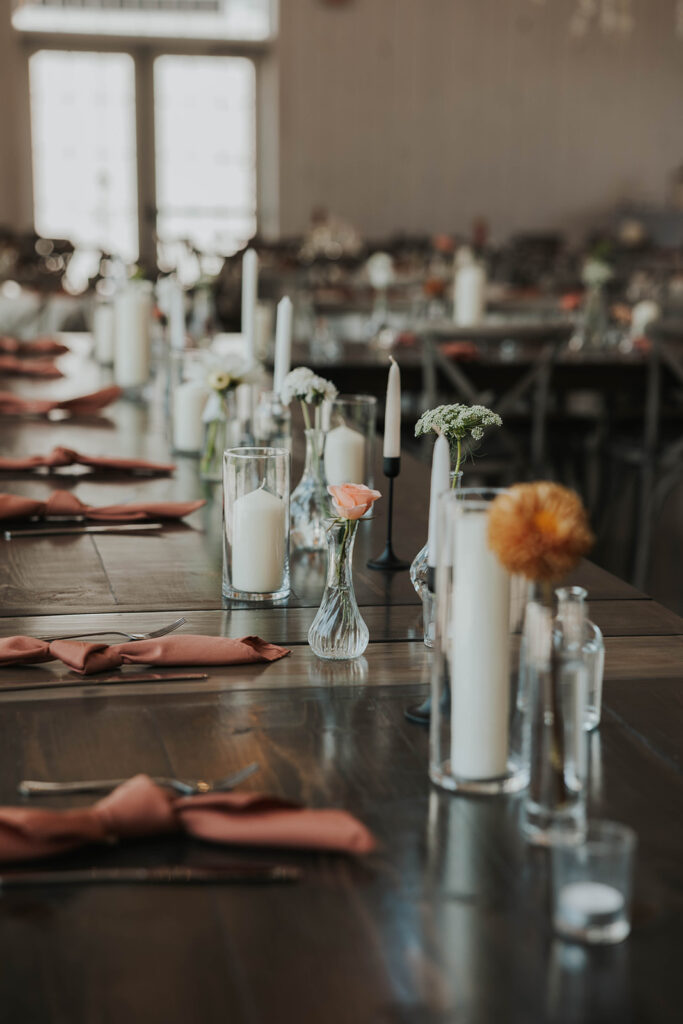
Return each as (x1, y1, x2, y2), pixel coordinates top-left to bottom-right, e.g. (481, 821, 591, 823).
(411, 470, 463, 647)
(308, 518, 369, 660)
(290, 428, 329, 551)
(522, 582, 588, 846)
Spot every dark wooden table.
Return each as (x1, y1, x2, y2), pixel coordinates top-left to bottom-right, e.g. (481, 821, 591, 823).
(0, 339, 682, 1023)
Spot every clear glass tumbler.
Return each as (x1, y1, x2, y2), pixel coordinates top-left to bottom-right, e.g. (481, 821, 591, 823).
(222, 447, 290, 602)
(552, 821, 637, 944)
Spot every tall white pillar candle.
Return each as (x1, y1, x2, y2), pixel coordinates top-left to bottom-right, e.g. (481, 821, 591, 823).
(454, 260, 486, 327)
(427, 434, 451, 569)
(273, 296, 293, 397)
(241, 248, 259, 366)
(383, 356, 401, 458)
(325, 424, 366, 485)
(232, 484, 286, 593)
(173, 382, 208, 453)
(93, 303, 115, 365)
(450, 508, 511, 778)
(114, 282, 152, 388)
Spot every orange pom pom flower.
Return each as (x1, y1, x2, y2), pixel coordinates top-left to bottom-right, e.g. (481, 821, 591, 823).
(487, 482, 594, 582)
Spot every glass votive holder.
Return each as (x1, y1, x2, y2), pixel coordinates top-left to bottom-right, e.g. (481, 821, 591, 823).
(551, 821, 637, 945)
(169, 349, 208, 456)
(429, 488, 528, 796)
(322, 394, 377, 488)
(253, 390, 292, 452)
(222, 447, 290, 603)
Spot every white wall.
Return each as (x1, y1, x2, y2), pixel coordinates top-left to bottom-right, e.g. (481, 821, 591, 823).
(278, 0, 683, 241)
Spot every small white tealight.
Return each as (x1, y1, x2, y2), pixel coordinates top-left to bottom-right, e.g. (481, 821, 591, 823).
(557, 881, 625, 931)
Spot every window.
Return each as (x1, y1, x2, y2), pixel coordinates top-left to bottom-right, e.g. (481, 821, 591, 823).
(29, 50, 138, 261)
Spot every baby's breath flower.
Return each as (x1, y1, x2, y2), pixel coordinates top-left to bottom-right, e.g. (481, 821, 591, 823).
(415, 403, 502, 474)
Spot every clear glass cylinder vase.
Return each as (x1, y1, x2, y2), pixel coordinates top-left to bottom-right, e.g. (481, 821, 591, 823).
(322, 394, 377, 489)
(522, 582, 588, 846)
(411, 470, 463, 648)
(200, 390, 241, 481)
(556, 586, 605, 731)
(308, 518, 369, 660)
(429, 488, 528, 795)
(222, 447, 290, 603)
(290, 428, 330, 551)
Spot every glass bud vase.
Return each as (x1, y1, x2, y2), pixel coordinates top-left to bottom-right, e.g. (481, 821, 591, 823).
(308, 519, 369, 660)
(556, 586, 605, 731)
(290, 428, 329, 551)
(411, 470, 463, 648)
(200, 390, 240, 482)
(253, 390, 292, 452)
(522, 582, 589, 846)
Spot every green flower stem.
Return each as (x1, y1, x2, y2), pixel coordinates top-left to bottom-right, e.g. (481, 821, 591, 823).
(200, 419, 218, 477)
(335, 518, 355, 588)
(300, 400, 311, 432)
(452, 437, 462, 484)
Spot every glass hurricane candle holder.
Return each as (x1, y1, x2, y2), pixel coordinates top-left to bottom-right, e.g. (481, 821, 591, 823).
(552, 821, 636, 945)
(169, 350, 208, 456)
(429, 489, 528, 796)
(322, 395, 377, 489)
(222, 447, 290, 603)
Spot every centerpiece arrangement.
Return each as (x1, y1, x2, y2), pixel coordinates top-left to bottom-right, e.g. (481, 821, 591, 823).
(281, 366, 338, 550)
(200, 356, 258, 481)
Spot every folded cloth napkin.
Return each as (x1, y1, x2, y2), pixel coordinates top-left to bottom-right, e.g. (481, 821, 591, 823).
(0, 773, 375, 862)
(0, 489, 204, 523)
(0, 355, 63, 379)
(0, 446, 175, 476)
(0, 336, 69, 357)
(439, 341, 479, 360)
(0, 633, 290, 675)
(0, 385, 121, 418)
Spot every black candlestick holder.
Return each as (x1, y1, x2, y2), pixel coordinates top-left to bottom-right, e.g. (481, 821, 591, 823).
(367, 456, 410, 571)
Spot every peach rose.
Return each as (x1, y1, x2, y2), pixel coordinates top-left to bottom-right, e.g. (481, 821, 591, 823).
(328, 483, 381, 521)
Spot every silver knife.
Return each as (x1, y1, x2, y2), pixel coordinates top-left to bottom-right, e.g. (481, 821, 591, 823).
(4, 522, 163, 539)
(0, 865, 302, 888)
(0, 672, 210, 694)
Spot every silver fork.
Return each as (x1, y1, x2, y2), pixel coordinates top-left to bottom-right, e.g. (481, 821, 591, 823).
(37, 616, 186, 643)
(19, 761, 260, 797)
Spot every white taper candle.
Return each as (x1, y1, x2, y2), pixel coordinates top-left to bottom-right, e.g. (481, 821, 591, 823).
(241, 248, 258, 365)
(273, 296, 293, 396)
(383, 356, 401, 459)
(427, 434, 450, 569)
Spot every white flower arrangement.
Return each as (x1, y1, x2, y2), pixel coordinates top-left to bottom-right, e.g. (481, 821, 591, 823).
(415, 403, 502, 477)
(281, 366, 338, 433)
(581, 258, 613, 289)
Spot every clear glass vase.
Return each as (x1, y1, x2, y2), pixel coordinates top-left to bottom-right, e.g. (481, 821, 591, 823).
(522, 582, 588, 846)
(200, 390, 240, 482)
(290, 428, 330, 551)
(411, 470, 463, 648)
(556, 586, 605, 731)
(253, 390, 292, 452)
(308, 518, 369, 660)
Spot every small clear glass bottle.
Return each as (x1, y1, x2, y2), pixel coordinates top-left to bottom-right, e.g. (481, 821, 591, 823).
(556, 586, 605, 731)
(308, 518, 369, 660)
(290, 428, 329, 551)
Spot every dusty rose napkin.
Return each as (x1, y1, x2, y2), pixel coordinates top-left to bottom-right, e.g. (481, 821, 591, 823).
(0, 446, 175, 476)
(0, 336, 69, 357)
(0, 489, 204, 523)
(0, 774, 375, 862)
(0, 355, 63, 379)
(0, 385, 121, 418)
(0, 633, 290, 675)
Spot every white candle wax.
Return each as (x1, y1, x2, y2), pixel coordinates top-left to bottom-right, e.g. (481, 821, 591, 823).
(325, 424, 366, 485)
(454, 261, 486, 327)
(450, 508, 511, 778)
(93, 304, 114, 365)
(383, 356, 401, 458)
(427, 434, 450, 569)
(173, 382, 208, 454)
(232, 484, 286, 594)
(558, 882, 625, 929)
(241, 248, 259, 365)
(273, 296, 293, 396)
(114, 283, 152, 388)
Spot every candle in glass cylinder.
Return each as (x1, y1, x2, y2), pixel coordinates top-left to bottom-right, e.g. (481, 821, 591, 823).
(173, 382, 207, 454)
(325, 423, 365, 485)
(114, 282, 152, 388)
(232, 484, 286, 594)
(93, 303, 114, 365)
(273, 296, 292, 396)
(454, 252, 486, 327)
(383, 356, 401, 458)
(241, 248, 259, 366)
(450, 508, 510, 778)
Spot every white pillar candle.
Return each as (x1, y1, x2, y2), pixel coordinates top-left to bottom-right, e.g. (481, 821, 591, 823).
(114, 283, 152, 388)
(325, 423, 366, 485)
(241, 248, 258, 366)
(454, 259, 486, 327)
(232, 484, 286, 593)
(173, 382, 208, 453)
(93, 303, 114, 365)
(427, 434, 451, 569)
(273, 296, 293, 397)
(450, 508, 511, 778)
(630, 300, 659, 339)
(383, 356, 401, 458)
(168, 278, 186, 351)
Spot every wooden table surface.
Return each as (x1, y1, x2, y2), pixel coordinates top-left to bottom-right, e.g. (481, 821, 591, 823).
(0, 341, 682, 1023)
